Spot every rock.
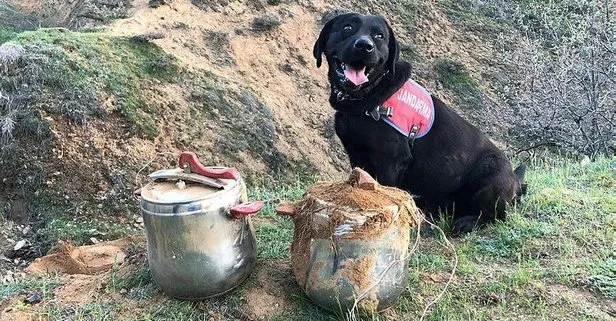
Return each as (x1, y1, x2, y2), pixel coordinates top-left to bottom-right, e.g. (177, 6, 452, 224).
(13, 240, 26, 251)
(24, 292, 43, 304)
(349, 168, 378, 190)
(90, 237, 100, 244)
(2, 271, 15, 283)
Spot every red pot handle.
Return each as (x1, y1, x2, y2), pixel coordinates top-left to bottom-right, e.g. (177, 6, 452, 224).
(178, 152, 240, 180)
(275, 203, 296, 217)
(230, 201, 264, 219)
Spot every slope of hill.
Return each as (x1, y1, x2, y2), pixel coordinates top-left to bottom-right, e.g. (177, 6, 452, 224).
(0, 0, 614, 320)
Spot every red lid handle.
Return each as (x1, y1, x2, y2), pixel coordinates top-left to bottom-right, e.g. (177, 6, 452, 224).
(178, 152, 240, 180)
(230, 201, 264, 219)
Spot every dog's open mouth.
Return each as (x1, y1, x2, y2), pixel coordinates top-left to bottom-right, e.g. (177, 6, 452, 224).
(334, 58, 373, 87)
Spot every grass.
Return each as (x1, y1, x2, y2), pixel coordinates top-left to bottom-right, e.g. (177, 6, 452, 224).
(433, 56, 483, 106)
(1, 156, 613, 320)
(39, 216, 137, 246)
(437, 0, 511, 36)
(0, 276, 60, 300)
(1, 27, 182, 138)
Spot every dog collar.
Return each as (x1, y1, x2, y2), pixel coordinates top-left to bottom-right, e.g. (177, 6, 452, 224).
(332, 71, 389, 102)
(371, 78, 435, 140)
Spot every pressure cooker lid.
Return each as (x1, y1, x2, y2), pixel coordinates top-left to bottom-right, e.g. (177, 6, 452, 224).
(140, 152, 241, 204)
(141, 176, 239, 204)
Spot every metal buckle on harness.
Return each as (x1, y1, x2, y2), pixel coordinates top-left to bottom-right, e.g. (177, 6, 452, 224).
(381, 106, 393, 117)
(366, 106, 393, 121)
(408, 124, 420, 143)
(336, 90, 345, 101)
(368, 107, 381, 121)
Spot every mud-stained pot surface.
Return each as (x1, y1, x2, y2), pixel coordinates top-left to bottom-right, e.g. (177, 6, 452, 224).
(286, 168, 423, 313)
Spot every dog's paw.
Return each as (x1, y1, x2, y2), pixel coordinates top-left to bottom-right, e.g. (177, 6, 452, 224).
(452, 216, 481, 235)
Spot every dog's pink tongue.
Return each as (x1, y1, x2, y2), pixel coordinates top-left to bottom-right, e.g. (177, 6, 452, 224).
(344, 66, 369, 86)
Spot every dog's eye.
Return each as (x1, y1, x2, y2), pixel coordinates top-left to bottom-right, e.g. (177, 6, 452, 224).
(374, 33, 384, 39)
(343, 25, 353, 31)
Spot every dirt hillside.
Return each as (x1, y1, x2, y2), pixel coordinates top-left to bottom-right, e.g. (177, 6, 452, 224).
(0, 0, 517, 280)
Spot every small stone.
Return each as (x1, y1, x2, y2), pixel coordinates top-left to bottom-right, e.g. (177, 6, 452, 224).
(89, 237, 99, 244)
(22, 226, 31, 235)
(135, 216, 143, 224)
(349, 168, 378, 190)
(24, 292, 43, 305)
(120, 288, 127, 294)
(176, 180, 186, 190)
(2, 273, 14, 284)
(13, 239, 26, 251)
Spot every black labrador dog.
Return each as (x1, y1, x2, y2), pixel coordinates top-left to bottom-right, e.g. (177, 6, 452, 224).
(313, 13, 526, 233)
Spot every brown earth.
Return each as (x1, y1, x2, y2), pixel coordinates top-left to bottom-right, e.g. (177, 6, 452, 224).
(26, 236, 140, 276)
(0, 237, 300, 321)
(0, 0, 532, 319)
(0, 0, 509, 228)
(105, 0, 346, 176)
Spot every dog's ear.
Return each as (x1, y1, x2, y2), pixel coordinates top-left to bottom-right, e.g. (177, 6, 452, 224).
(313, 16, 341, 68)
(385, 23, 400, 75)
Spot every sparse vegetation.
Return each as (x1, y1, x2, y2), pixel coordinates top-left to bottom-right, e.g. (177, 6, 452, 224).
(501, 0, 616, 159)
(252, 14, 282, 32)
(0, 0, 133, 31)
(434, 56, 480, 96)
(0, 276, 60, 299)
(1, 156, 613, 320)
(130, 31, 165, 43)
(149, 0, 171, 8)
(203, 30, 235, 66)
(433, 56, 493, 129)
(0, 1, 614, 320)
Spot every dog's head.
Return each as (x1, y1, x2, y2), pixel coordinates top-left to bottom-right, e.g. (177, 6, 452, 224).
(313, 13, 399, 92)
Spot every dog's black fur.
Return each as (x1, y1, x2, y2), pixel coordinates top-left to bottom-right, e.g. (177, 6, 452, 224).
(314, 13, 527, 233)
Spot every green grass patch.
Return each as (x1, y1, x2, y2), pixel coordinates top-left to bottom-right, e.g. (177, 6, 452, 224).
(2, 157, 614, 320)
(249, 179, 313, 259)
(0, 26, 17, 43)
(587, 254, 616, 299)
(39, 216, 137, 247)
(7, 28, 182, 137)
(437, 0, 510, 36)
(434, 56, 480, 96)
(0, 276, 60, 299)
(41, 301, 124, 321)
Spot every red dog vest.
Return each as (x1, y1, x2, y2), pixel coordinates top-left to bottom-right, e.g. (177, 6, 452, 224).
(381, 79, 434, 139)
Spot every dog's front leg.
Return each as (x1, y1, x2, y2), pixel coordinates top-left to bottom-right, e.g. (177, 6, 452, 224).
(373, 157, 411, 187)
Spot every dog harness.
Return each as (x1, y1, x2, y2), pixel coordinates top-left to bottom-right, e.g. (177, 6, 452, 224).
(368, 79, 435, 140)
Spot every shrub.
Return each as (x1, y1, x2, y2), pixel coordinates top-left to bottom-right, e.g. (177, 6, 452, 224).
(501, 0, 615, 158)
(252, 15, 281, 32)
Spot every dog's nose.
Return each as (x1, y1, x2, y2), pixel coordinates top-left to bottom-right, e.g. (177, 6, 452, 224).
(353, 37, 374, 53)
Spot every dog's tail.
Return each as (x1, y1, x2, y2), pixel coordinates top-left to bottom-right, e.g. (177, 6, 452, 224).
(513, 164, 527, 202)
